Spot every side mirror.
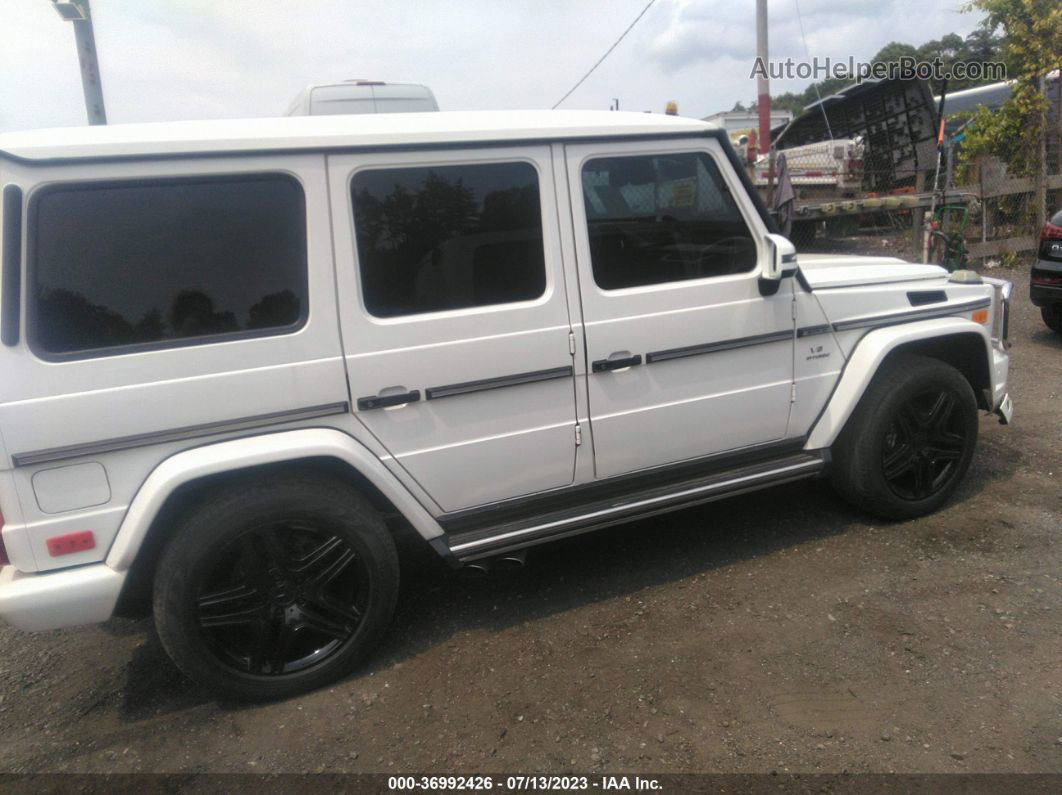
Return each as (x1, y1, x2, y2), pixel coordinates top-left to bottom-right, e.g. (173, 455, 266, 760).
(762, 232, 797, 281)
(759, 233, 797, 296)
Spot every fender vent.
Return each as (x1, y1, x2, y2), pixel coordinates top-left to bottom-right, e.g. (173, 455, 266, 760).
(907, 290, 947, 307)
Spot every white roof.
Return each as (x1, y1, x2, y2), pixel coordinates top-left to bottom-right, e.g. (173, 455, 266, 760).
(0, 110, 717, 162)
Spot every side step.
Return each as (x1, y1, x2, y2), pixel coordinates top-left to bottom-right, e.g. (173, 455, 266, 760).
(446, 451, 826, 562)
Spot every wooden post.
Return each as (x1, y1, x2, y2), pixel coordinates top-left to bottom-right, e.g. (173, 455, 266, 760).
(1035, 75, 1047, 233)
(912, 171, 926, 256)
(980, 160, 987, 267)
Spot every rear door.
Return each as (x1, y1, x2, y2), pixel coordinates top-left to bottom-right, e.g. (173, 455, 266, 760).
(328, 146, 579, 512)
(564, 138, 795, 479)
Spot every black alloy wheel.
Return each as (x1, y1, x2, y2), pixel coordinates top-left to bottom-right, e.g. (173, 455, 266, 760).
(828, 354, 979, 520)
(195, 521, 369, 676)
(153, 474, 399, 701)
(880, 387, 971, 501)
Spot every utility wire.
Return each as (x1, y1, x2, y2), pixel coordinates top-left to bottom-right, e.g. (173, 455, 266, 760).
(552, 0, 659, 109)
(792, 0, 834, 141)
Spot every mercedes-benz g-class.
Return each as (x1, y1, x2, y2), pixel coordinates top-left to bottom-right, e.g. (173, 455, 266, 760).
(0, 111, 1013, 699)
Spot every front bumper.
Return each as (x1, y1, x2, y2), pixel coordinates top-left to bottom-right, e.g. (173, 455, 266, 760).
(995, 392, 1013, 425)
(0, 564, 124, 631)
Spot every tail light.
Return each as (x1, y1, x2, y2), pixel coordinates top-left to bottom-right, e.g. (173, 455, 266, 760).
(0, 512, 8, 567)
(1040, 222, 1062, 240)
(1032, 269, 1062, 285)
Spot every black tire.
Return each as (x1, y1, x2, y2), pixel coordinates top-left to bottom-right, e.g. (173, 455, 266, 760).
(829, 355, 978, 520)
(153, 474, 399, 701)
(1042, 304, 1062, 334)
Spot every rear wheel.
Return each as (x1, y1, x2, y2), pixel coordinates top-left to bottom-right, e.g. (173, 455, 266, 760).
(829, 355, 978, 520)
(1042, 304, 1062, 334)
(153, 474, 399, 701)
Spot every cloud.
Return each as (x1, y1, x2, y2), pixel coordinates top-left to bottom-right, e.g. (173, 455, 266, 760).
(0, 0, 988, 133)
(647, 0, 908, 72)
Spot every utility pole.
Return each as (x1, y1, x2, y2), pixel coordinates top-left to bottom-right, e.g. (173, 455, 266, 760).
(51, 0, 107, 125)
(755, 0, 773, 203)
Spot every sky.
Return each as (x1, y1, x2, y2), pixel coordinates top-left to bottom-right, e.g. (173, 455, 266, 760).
(0, 0, 988, 133)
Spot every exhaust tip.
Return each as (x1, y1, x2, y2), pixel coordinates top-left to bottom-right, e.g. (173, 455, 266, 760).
(459, 559, 492, 579)
(459, 549, 527, 577)
(493, 549, 527, 572)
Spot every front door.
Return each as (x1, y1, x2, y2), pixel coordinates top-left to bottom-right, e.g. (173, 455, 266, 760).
(564, 138, 795, 479)
(329, 146, 579, 512)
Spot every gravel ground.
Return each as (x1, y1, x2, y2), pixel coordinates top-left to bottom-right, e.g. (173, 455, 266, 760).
(0, 264, 1059, 776)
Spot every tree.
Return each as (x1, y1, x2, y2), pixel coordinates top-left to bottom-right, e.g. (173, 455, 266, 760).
(960, 0, 1061, 179)
(959, 0, 1061, 241)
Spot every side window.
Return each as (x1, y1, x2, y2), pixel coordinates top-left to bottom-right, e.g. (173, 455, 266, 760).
(581, 152, 757, 290)
(30, 175, 306, 357)
(351, 161, 546, 318)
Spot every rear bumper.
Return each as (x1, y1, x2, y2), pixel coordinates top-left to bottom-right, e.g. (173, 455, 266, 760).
(1030, 283, 1062, 307)
(0, 564, 124, 631)
(1031, 258, 1062, 307)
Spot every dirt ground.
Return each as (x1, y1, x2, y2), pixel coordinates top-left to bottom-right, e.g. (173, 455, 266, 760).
(0, 261, 1059, 776)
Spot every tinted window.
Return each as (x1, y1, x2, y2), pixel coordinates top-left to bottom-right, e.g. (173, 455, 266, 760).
(352, 162, 545, 317)
(581, 152, 757, 290)
(31, 175, 306, 356)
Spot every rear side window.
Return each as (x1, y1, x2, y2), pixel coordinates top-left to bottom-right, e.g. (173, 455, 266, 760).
(351, 161, 546, 317)
(581, 151, 757, 290)
(30, 175, 306, 357)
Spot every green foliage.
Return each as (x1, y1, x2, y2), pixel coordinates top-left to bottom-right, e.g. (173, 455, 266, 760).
(960, 0, 1060, 178)
(956, 102, 1025, 176)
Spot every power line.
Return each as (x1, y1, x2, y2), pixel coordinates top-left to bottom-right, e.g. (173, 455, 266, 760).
(552, 0, 659, 109)
(792, 0, 834, 140)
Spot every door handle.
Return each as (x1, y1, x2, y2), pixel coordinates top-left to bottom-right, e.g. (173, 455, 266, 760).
(357, 389, 421, 411)
(592, 354, 643, 372)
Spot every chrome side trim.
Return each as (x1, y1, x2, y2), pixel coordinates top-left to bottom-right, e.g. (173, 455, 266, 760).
(645, 329, 793, 364)
(426, 365, 573, 401)
(11, 401, 351, 467)
(449, 456, 823, 556)
(831, 297, 990, 332)
(438, 437, 808, 533)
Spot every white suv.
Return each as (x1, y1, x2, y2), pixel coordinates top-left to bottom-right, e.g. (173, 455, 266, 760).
(0, 111, 1013, 700)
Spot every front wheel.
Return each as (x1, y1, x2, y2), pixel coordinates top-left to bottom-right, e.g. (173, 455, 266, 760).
(829, 355, 978, 520)
(153, 474, 399, 701)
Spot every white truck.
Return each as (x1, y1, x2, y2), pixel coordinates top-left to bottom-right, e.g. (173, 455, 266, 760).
(0, 111, 1012, 700)
(284, 80, 439, 116)
(753, 137, 865, 198)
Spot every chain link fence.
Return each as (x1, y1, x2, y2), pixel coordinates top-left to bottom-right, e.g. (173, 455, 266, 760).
(749, 75, 1061, 268)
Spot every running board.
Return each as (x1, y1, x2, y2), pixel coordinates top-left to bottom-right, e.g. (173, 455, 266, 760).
(446, 451, 826, 561)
